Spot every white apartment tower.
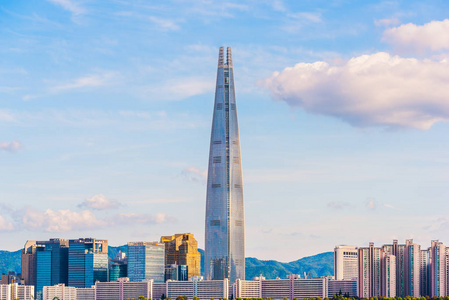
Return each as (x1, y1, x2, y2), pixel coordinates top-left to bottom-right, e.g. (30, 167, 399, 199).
(334, 245, 358, 281)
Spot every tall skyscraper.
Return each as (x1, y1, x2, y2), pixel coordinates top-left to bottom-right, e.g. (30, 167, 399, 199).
(160, 233, 201, 278)
(405, 239, 421, 297)
(334, 245, 358, 280)
(127, 242, 165, 283)
(205, 46, 245, 282)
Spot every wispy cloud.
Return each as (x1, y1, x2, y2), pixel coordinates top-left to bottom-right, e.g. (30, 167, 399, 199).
(148, 16, 180, 31)
(181, 166, 207, 184)
(375, 18, 400, 27)
(0, 215, 14, 232)
(366, 199, 377, 210)
(110, 212, 173, 225)
(262, 52, 449, 129)
(47, 0, 86, 15)
(327, 201, 351, 210)
(78, 194, 121, 210)
(50, 71, 119, 92)
(0, 141, 23, 152)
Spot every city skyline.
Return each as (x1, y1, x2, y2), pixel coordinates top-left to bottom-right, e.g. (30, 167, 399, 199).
(1, 0, 449, 262)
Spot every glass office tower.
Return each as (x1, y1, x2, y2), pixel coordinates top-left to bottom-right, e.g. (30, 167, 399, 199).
(68, 238, 109, 288)
(205, 46, 245, 282)
(127, 242, 165, 283)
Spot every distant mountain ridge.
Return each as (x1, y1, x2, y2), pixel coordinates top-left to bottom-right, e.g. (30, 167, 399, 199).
(0, 246, 334, 280)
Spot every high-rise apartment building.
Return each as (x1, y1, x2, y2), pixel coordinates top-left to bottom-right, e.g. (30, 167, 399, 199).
(160, 233, 201, 278)
(420, 248, 430, 297)
(205, 46, 245, 282)
(127, 242, 165, 283)
(68, 238, 108, 288)
(405, 239, 421, 297)
(430, 240, 446, 297)
(382, 254, 396, 297)
(334, 245, 358, 280)
(358, 243, 382, 298)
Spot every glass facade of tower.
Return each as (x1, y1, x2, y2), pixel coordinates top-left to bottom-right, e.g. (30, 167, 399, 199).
(205, 46, 245, 282)
(128, 242, 165, 283)
(68, 238, 109, 288)
(36, 248, 52, 300)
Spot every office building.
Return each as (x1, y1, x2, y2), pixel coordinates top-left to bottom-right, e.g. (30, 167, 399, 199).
(21, 239, 69, 299)
(95, 278, 153, 300)
(1, 272, 20, 284)
(234, 279, 262, 298)
(164, 264, 188, 282)
(127, 242, 165, 283)
(328, 280, 357, 297)
(430, 240, 446, 297)
(43, 284, 76, 300)
(68, 238, 108, 288)
(334, 245, 358, 280)
(358, 243, 382, 298)
(205, 46, 245, 282)
(109, 251, 127, 281)
(160, 233, 201, 278)
(0, 283, 34, 300)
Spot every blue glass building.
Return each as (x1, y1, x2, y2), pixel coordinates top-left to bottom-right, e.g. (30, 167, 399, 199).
(127, 242, 165, 283)
(68, 238, 109, 288)
(205, 47, 245, 282)
(36, 247, 52, 300)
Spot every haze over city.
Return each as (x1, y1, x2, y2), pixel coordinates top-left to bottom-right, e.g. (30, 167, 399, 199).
(1, 0, 449, 262)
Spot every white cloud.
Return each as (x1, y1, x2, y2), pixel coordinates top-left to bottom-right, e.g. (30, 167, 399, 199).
(0, 215, 14, 231)
(23, 208, 106, 232)
(375, 18, 400, 27)
(0, 141, 23, 152)
(47, 0, 86, 15)
(262, 52, 449, 129)
(79, 194, 120, 210)
(383, 19, 449, 54)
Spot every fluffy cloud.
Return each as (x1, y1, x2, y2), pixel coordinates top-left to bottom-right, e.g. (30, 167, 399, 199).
(79, 194, 120, 210)
(0, 141, 23, 152)
(0, 215, 14, 231)
(262, 52, 449, 129)
(383, 19, 449, 54)
(23, 208, 106, 232)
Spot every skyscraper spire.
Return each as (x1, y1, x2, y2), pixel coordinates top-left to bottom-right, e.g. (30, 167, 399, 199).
(205, 46, 245, 282)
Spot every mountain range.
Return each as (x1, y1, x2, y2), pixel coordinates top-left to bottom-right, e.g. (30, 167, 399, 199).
(1, 246, 334, 280)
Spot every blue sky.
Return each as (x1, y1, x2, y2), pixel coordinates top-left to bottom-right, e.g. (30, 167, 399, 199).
(1, 0, 449, 261)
